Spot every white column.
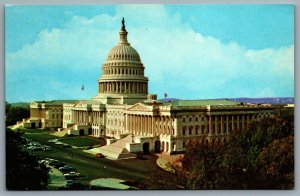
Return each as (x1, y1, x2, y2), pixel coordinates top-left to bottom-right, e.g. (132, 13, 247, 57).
(226, 115, 229, 134)
(221, 115, 223, 134)
(242, 115, 245, 130)
(215, 116, 218, 135)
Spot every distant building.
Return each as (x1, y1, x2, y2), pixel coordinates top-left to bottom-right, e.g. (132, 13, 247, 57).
(25, 100, 77, 129)
(27, 19, 293, 158)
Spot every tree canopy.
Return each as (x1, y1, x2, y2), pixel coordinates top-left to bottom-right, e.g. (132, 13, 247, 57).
(6, 129, 49, 190)
(5, 103, 30, 126)
(169, 116, 294, 189)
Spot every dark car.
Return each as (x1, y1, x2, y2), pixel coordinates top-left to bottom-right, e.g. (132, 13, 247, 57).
(59, 165, 76, 172)
(136, 154, 147, 160)
(95, 153, 104, 158)
(63, 144, 72, 148)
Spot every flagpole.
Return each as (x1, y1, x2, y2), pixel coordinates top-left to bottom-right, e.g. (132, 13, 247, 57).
(81, 84, 84, 101)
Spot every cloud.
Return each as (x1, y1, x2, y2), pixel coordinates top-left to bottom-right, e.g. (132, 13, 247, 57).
(5, 5, 294, 102)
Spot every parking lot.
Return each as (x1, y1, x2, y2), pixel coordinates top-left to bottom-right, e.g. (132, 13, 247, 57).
(21, 129, 161, 189)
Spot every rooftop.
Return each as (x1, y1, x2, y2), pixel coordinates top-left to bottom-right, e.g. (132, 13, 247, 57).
(35, 100, 78, 105)
(163, 99, 240, 107)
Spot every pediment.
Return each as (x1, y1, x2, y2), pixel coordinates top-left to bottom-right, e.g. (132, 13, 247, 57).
(127, 103, 151, 112)
(73, 100, 100, 108)
(73, 100, 84, 107)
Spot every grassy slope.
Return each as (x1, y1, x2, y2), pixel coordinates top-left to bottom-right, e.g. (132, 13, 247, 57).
(59, 137, 101, 147)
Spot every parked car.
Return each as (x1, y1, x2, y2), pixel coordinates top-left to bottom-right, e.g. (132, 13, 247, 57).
(95, 153, 104, 158)
(48, 160, 60, 167)
(66, 180, 73, 187)
(28, 146, 43, 151)
(53, 162, 66, 169)
(63, 144, 72, 148)
(59, 165, 75, 172)
(48, 139, 59, 143)
(64, 171, 80, 177)
(136, 154, 147, 160)
(43, 146, 54, 151)
(38, 159, 49, 164)
(28, 141, 41, 146)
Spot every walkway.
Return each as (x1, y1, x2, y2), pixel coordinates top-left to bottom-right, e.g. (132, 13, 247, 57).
(156, 153, 184, 173)
(47, 166, 66, 189)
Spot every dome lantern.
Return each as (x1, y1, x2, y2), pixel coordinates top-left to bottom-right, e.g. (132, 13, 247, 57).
(119, 17, 129, 46)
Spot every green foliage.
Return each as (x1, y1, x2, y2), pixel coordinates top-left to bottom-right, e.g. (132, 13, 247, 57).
(5, 101, 11, 115)
(6, 105, 30, 126)
(256, 136, 294, 189)
(6, 129, 50, 190)
(140, 167, 185, 190)
(174, 116, 294, 189)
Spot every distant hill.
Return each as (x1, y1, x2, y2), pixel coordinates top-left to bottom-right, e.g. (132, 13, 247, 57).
(9, 102, 30, 108)
(228, 97, 294, 104)
(159, 98, 180, 102)
(159, 97, 294, 105)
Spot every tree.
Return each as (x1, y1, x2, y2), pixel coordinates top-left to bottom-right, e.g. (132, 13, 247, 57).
(5, 101, 11, 115)
(6, 129, 49, 190)
(6, 106, 30, 126)
(171, 116, 294, 189)
(256, 136, 294, 189)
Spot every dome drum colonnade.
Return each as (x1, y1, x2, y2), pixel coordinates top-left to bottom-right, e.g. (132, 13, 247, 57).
(98, 17, 148, 96)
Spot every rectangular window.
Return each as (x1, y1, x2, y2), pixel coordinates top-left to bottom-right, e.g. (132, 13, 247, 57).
(189, 127, 192, 135)
(182, 128, 186, 135)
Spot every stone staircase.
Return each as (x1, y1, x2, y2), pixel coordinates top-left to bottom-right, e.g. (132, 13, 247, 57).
(98, 135, 136, 160)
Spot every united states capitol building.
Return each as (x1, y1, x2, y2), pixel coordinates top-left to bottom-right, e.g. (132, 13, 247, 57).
(26, 19, 292, 158)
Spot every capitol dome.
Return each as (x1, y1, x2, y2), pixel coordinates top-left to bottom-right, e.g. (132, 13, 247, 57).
(106, 44, 141, 62)
(97, 18, 149, 102)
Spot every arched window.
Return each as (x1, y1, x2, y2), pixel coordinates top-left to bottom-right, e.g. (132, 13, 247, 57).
(201, 125, 205, 134)
(182, 127, 186, 135)
(189, 126, 192, 135)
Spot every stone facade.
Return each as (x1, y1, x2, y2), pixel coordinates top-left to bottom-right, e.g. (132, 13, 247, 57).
(28, 100, 76, 129)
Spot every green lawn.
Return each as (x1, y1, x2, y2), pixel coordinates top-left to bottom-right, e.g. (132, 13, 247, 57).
(20, 127, 48, 134)
(23, 132, 59, 143)
(59, 137, 101, 147)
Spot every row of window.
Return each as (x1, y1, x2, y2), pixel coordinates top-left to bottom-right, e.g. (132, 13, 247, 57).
(107, 53, 140, 61)
(51, 114, 63, 119)
(103, 68, 144, 75)
(182, 125, 206, 136)
(182, 138, 227, 148)
(180, 113, 271, 123)
(181, 116, 206, 122)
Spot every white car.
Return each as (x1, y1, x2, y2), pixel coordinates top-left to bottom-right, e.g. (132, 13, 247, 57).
(54, 141, 63, 145)
(64, 171, 80, 177)
(48, 139, 59, 143)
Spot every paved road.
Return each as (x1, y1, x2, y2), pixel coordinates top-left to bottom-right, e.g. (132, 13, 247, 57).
(26, 134, 160, 187)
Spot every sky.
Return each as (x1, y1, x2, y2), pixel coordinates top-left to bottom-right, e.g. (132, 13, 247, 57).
(5, 4, 294, 103)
